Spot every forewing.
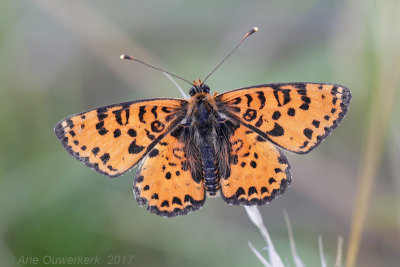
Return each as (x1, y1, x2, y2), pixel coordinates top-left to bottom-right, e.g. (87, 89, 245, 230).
(54, 98, 187, 177)
(221, 124, 291, 205)
(216, 83, 351, 153)
(134, 133, 205, 217)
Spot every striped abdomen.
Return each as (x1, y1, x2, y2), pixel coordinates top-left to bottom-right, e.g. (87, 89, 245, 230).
(199, 143, 220, 196)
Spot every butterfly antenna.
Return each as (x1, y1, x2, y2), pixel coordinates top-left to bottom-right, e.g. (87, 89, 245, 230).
(202, 27, 258, 84)
(120, 55, 194, 86)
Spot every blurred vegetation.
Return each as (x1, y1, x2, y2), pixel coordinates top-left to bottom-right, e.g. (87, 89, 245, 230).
(0, 0, 399, 266)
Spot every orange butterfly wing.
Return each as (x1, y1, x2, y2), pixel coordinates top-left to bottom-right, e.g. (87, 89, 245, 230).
(54, 99, 187, 177)
(221, 124, 291, 204)
(216, 83, 351, 153)
(134, 133, 205, 217)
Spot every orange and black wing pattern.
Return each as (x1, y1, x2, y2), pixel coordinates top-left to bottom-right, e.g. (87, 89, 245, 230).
(54, 99, 187, 177)
(134, 132, 205, 217)
(220, 124, 291, 205)
(216, 83, 351, 154)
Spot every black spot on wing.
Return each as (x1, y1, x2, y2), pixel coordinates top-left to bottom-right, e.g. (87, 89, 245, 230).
(95, 121, 108, 135)
(97, 108, 108, 121)
(282, 89, 291, 105)
(245, 94, 253, 107)
(299, 141, 309, 149)
(128, 128, 137, 137)
(250, 161, 257, 168)
(145, 129, 156, 140)
(184, 194, 193, 203)
(107, 165, 117, 172)
(98, 128, 108, 135)
(149, 149, 159, 158)
(151, 106, 158, 119)
(256, 91, 266, 109)
(261, 187, 269, 194)
(299, 96, 310, 111)
(299, 103, 309, 110)
(95, 121, 104, 129)
(112, 109, 129, 125)
(273, 90, 281, 106)
(65, 119, 74, 128)
(161, 107, 173, 113)
(138, 106, 146, 123)
(301, 96, 311, 103)
(235, 187, 245, 198)
(267, 123, 284, 137)
(312, 120, 320, 128)
(136, 175, 144, 183)
(128, 140, 145, 154)
(287, 108, 295, 116)
(100, 153, 110, 164)
(151, 120, 165, 133)
(331, 86, 338, 95)
(92, 147, 100, 156)
(297, 88, 306, 95)
(303, 128, 313, 139)
(272, 111, 281, 120)
(161, 200, 169, 207)
(243, 109, 257, 121)
(231, 139, 244, 153)
(248, 186, 257, 196)
(255, 115, 263, 127)
(232, 97, 242, 105)
(172, 197, 182, 206)
(113, 129, 121, 138)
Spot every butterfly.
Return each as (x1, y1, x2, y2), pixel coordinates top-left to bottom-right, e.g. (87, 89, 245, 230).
(54, 28, 351, 217)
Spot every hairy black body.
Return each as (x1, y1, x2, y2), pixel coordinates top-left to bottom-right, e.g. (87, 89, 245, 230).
(172, 83, 236, 196)
(193, 101, 220, 195)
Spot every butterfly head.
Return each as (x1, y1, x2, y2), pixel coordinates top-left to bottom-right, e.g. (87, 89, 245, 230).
(189, 79, 210, 96)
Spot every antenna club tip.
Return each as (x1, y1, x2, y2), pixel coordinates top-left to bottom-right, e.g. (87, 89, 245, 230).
(247, 27, 258, 36)
(120, 54, 133, 60)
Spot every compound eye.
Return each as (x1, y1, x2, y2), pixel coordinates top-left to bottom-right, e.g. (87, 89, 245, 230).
(202, 84, 210, 93)
(189, 87, 196, 96)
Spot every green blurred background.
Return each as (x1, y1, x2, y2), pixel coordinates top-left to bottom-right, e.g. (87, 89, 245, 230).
(1, 0, 399, 266)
